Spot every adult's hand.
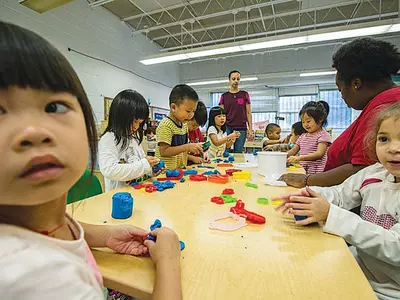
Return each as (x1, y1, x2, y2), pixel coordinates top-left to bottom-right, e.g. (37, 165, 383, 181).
(278, 173, 307, 188)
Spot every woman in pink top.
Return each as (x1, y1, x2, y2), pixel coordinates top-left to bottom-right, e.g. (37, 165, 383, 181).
(219, 70, 253, 153)
(286, 101, 331, 174)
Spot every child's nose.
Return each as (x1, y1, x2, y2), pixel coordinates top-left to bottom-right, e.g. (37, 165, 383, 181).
(12, 125, 55, 152)
(388, 141, 400, 153)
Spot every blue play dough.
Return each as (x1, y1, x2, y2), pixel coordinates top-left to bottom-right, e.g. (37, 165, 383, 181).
(253, 149, 258, 156)
(183, 169, 198, 176)
(111, 192, 133, 219)
(166, 169, 180, 177)
(289, 144, 295, 149)
(153, 180, 175, 192)
(152, 160, 165, 173)
(203, 170, 220, 175)
(294, 209, 307, 221)
(147, 219, 185, 251)
(228, 156, 235, 162)
(180, 177, 186, 183)
(223, 150, 230, 157)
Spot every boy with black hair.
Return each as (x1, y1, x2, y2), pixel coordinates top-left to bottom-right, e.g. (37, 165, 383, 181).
(187, 101, 209, 164)
(156, 84, 203, 169)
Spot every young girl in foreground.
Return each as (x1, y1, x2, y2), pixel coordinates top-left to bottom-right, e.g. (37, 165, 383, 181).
(276, 102, 400, 300)
(99, 90, 161, 192)
(286, 101, 331, 174)
(207, 106, 240, 158)
(0, 21, 181, 300)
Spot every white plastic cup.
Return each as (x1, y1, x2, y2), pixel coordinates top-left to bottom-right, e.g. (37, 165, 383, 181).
(257, 151, 287, 180)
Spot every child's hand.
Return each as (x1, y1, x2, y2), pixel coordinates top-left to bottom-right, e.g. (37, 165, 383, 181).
(272, 188, 310, 214)
(287, 156, 300, 164)
(190, 156, 204, 164)
(105, 225, 149, 256)
(147, 156, 160, 167)
(203, 152, 211, 163)
(284, 187, 330, 225)
(186, 143, 203, 155)
(263, 145, 273, 151)
(278, 173, 308, 188)
(144, 227, 181, 266)
(228, 133, 239, 141)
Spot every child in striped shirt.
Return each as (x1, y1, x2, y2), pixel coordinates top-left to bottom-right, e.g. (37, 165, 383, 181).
(286, 101, 331, 174)
(206, 106, 240, 158)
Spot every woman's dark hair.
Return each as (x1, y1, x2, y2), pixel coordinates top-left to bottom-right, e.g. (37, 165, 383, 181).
(291, 122, 306, 136)
(332, 38, 400, 85)
(103, 89, 149, 150)
(228, 70, 240, 79)
(299, 101, 327, 127)
(207, 106, 226, 133)
(0, 21, 98, 173)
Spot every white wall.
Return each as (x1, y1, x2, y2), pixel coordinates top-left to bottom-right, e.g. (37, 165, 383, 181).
(0, 0, 179, 122)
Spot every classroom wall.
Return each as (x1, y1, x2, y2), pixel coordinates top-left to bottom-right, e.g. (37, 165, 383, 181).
(0, 0, 179, 123)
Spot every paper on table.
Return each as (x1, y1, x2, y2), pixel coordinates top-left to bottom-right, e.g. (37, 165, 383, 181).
(261, 178, 288, 187)
(233, 163, 258, 168)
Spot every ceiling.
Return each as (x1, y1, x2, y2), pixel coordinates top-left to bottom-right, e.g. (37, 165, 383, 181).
(91, 0, 399, 52)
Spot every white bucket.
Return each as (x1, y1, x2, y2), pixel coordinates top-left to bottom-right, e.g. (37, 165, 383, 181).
(257, 151, 287, 179)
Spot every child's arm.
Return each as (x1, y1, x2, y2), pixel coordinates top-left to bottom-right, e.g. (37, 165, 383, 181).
(286, 144, 300, 156)
(144, 228, 182, 300)
(159, 142, 202, 157)
(296, 142, 329, 161)
(99, 135, 152, 181)
(188, 154, 203, 164)
(208, 127, 238, 147)
(263, 139, 281, 147)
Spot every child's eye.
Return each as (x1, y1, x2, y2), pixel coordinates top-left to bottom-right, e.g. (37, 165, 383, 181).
(378, 136, 389, 143)
(45, 102, 70, 114)
(0, 106, 6, 115)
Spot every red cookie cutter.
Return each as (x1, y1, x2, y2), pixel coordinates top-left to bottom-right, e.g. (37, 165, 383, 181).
(145, 185, 158, 193)
(189, 174, 208, 181)
(225, 169, 242, 176)
(230, 200, 266, 224)
(211, 196, 224, 205)
(208, 174, 230, 184)
(222, 188, 234, 195)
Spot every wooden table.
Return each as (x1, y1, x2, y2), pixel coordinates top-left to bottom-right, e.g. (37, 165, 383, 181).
(68, 155, 376, 300)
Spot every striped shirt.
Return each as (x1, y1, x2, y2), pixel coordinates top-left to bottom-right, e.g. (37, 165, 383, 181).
(156, 117, 188, 170)
(207, 126, 227, 158)
(296, 130, 331, 174)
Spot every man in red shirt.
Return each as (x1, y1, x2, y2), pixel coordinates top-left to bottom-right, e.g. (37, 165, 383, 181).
(188, 101, 209, 164)
(280, 37, 400, 188)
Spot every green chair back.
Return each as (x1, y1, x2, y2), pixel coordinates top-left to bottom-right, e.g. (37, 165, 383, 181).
(67, 169, 102, 204)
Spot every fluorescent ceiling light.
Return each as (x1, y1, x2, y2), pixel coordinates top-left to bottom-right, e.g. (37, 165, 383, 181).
(300, 71, 337, 77)
(187, 77, 258, 86)
(140, 22, 400, 65)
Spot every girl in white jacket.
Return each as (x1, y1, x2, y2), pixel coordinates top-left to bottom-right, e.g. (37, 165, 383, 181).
(99, 90, 160, 191)
(276, 102, 400, 300)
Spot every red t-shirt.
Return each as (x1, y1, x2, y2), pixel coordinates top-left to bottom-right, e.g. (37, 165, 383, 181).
(219, 91, 250, 129)
(325, 86, 400, 171)
(188, 128, 205, 143)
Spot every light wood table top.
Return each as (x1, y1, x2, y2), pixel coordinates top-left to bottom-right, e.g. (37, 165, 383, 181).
(68, 154, 376, 300)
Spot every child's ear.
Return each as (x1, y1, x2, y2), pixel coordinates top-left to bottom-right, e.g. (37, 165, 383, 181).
(171, 103, 177, 112)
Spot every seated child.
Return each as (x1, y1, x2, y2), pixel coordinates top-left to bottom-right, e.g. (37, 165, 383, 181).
(156, 84, 203, 169)
(286, 101, 331, 174)
(188, 101, 210, 164)
(207, 106, 240, 158)
(275, 102, 400, 300)
(99, 90, 161, 192)
(266, 122, 306, 152)
(262, 123, 287, 149)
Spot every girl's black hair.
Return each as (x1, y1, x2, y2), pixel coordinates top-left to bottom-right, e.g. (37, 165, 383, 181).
(0, 21, 98, 173)
(299, 101, 327, 127)
(291, 122, 306, 136)
(207, 106, 226, 133)
(103, 89, 149, 150)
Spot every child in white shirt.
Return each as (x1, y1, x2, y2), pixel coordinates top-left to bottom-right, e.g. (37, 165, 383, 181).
(276, 102, 400, 300)
(99, 90, 161, 191)
(206, 106, 240, 158)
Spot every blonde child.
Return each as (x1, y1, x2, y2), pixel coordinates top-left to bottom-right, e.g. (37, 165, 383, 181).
(206, 106, 240, 158)
(99, 90, 161, 192)
(156, 85, 203, 169)
(286, 101, 331, 174)
(0, 21, 181, 300)
(275, 102, 400, 300)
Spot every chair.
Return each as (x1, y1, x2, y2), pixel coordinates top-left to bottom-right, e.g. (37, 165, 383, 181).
(67, 169, 103, 204)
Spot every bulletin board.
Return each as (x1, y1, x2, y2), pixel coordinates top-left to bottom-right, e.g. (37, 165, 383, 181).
(150, 106, 169, 120)
(103, 97, 113, 120)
